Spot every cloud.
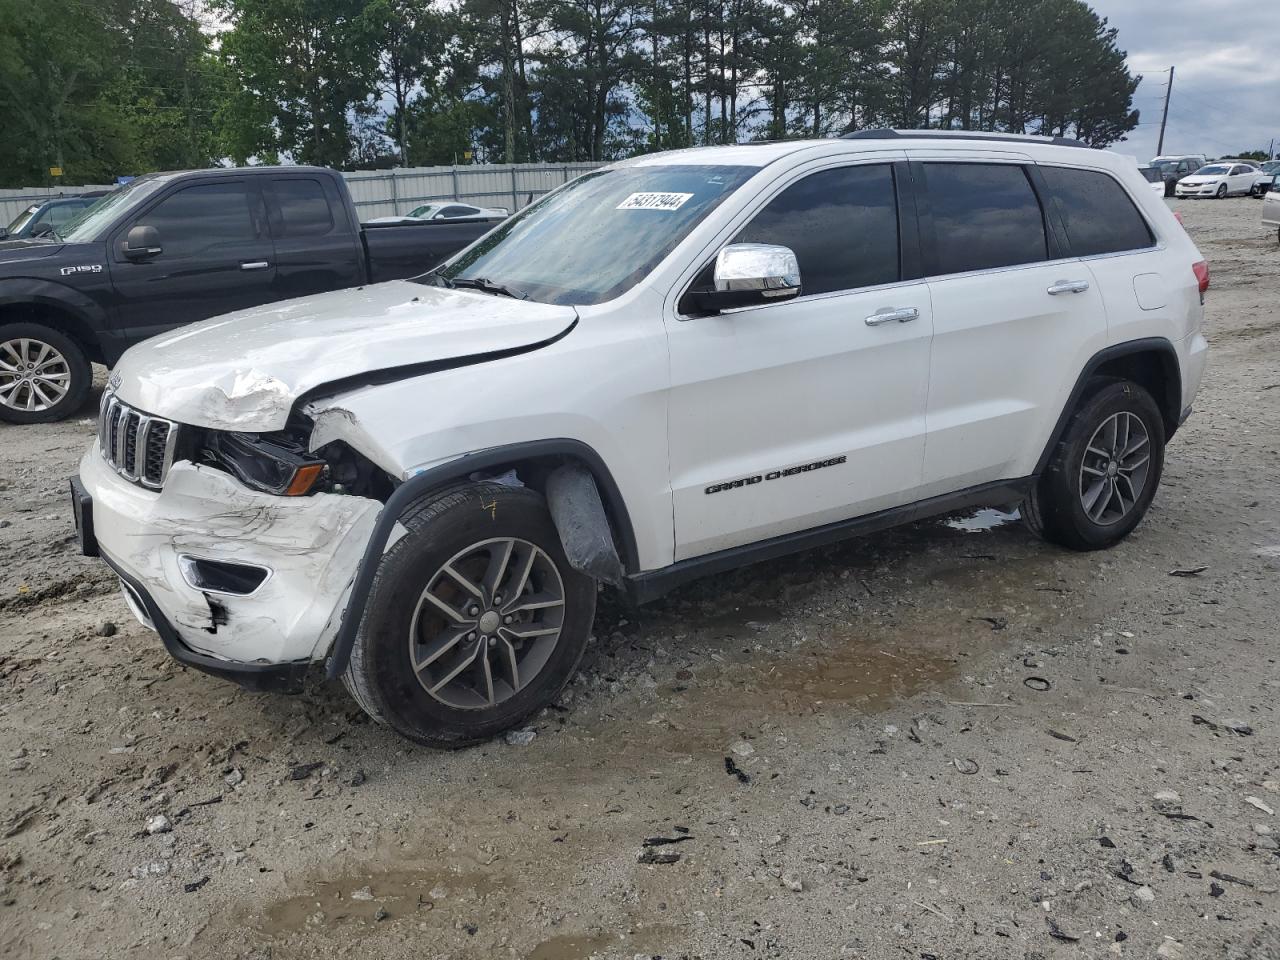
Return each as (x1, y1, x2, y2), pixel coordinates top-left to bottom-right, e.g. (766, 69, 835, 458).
(1099, 0, 1279, 159)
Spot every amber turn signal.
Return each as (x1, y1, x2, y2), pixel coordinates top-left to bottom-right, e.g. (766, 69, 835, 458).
(285, 463, 325, 497)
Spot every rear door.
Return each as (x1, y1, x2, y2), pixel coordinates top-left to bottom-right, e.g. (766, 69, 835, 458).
(664, 157, 935, 560)
(265, 175, 365, 301)
(107, 179, 276, 345)
(1229, 164, 1255, 194)
(911, 157, 1107, 494)
(1036, 164, 1162, 348)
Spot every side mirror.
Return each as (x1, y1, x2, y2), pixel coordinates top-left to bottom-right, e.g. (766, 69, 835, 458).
(693, 243, 801, 312)
(123, 224, 162, 261)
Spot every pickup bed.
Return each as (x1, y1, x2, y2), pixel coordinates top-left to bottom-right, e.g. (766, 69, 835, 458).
(0, 166, 502, 423)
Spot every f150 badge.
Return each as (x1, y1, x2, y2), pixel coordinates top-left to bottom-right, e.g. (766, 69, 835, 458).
(60, 264, 103, 276)
(705, 455, 847, 495)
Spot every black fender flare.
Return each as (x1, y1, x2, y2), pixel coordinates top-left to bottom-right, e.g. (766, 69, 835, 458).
(0, 278, 110, 359)
(324, 438, 639, 679)
(1033, 337, 1182, 477)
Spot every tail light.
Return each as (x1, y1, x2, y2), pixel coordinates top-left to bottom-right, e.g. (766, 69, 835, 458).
(1173, 211, 1184, 225)
(1192, 260, 1209, 303)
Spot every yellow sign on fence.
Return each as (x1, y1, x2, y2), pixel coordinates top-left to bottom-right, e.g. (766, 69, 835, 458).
(49, 167, 63, 177)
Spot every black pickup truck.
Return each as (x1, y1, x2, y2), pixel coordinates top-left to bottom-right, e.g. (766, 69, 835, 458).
(0, 166, 503, 423)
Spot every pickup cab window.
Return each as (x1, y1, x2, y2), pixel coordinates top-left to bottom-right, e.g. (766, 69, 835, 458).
(130, 182, 261, 259)
(272, 178, 334, 237)
(428, 164, 755, 305)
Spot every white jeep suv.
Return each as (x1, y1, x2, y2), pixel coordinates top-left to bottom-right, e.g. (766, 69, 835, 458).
(72, 131, 1210, 746)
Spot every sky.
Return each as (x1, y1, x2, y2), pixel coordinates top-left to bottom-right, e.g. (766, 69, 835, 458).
(1097, 0, 1280, 161)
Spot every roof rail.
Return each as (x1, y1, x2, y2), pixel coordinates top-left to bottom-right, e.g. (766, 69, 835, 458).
(840, 128, 1090, 149)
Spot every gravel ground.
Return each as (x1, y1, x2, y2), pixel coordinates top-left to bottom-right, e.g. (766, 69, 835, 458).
(1, 198, 1278, 960)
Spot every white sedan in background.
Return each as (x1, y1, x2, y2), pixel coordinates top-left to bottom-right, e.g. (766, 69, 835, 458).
(367, 202, 508, 224)
(1176, 163, 1262, 199)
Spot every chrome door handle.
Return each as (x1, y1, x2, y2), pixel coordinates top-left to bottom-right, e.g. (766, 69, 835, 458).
(865, 307, 919, 326)
(1047, 279, 1090, 295)
(240, 260, 270, 271)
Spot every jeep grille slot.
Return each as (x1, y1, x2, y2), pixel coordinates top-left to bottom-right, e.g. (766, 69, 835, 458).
(98, 394, 178, 489)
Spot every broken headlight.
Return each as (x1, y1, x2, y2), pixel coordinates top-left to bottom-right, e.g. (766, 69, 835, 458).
(199, 431, 326, 497)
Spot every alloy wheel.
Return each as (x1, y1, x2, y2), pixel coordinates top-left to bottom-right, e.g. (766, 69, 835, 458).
(0, 338, 72, 412)
(1078, 411, 1151, 526)
(408, 537, 566, 709)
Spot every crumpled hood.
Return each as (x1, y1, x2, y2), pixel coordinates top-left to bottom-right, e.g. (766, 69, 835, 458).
(112, 280, 577, 431)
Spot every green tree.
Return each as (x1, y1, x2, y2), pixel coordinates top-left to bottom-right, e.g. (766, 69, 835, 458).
(215, 0, 381, 167)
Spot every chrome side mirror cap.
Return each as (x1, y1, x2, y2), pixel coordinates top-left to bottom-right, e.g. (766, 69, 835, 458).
(691, 243, 802, 313)
(714, 243, 801, 299)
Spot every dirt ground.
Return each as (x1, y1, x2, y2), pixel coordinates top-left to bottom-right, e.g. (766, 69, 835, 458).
(2, 198, 1278, 960)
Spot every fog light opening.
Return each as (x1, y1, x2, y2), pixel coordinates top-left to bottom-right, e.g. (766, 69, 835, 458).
(178, 555, 272, 597)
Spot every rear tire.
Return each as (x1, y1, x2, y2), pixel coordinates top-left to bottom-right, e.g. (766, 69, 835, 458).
(343, 482, 596, 747)
(1022, 379, 1165, 551)
(0, 323, 92, 424)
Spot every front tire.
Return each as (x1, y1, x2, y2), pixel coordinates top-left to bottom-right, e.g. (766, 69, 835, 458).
(1216, 183, 1228, 199)
(343, 482, 597, 747)
(0, 323, 92, 424)
(1022, 379, 1166, 551)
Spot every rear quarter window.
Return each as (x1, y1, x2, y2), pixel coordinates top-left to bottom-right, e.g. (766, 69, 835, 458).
(1040, 166, 1154, 258)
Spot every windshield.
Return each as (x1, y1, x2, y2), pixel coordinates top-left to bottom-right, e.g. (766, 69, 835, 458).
(425, 164, 755, 305)
(58, 179, 164, 242)
(5, 205, 40, 235)
(1262, 161, 1280, 173)
(1194, 165, 1230, 176)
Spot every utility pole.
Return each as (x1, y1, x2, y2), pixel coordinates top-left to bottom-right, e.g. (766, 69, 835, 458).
(1157, 66, 1174, 156)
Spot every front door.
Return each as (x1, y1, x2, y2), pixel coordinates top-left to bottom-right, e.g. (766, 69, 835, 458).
(664, 161, 934, 561)
(108, 179, 277, 347)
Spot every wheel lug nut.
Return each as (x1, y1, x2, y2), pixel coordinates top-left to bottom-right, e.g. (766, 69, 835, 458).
(467, 632, 476, 641)
(494, 594, 503, 604)
(488, 637, 498, 647)
(503, 615, 513, 624)
(468, 606, 480, 616)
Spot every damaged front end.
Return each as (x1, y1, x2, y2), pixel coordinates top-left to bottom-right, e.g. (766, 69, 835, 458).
(79, 409, 387, 688)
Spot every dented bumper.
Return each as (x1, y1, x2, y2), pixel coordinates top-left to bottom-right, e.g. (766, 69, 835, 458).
(77, 447, 380, 674)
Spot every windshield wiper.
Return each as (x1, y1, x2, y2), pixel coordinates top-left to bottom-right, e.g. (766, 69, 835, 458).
(449, 276, 528, 300)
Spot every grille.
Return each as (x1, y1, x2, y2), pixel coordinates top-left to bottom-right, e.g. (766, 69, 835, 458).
(98, 393, 179, 489)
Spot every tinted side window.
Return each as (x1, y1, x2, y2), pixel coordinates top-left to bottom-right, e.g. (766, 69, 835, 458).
(273, 179, 334, 237)
(438, 205, 475, 218)
(924, 164, 1047, 274)
(1040, 166, 1153, 257)
(734, 164, 899, 295)
(134, 183, 257, 259)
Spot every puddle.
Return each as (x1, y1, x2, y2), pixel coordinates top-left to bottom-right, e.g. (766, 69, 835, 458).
(944, 507, 1019, 533)
(527, 924, 677, 960)
(259, 864, 500, 937)
(763, 640, 958, 710)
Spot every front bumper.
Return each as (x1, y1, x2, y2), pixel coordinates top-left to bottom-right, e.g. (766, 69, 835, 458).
(76, 446, 381, 677)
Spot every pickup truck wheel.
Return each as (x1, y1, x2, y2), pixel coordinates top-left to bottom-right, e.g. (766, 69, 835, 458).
(1022, 379, 1165, 551)
(0, 323, 91, 424)
(343, 482, 596, 747)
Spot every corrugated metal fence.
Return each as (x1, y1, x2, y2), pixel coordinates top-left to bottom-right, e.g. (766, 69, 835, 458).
(0, 161, 606, 226)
